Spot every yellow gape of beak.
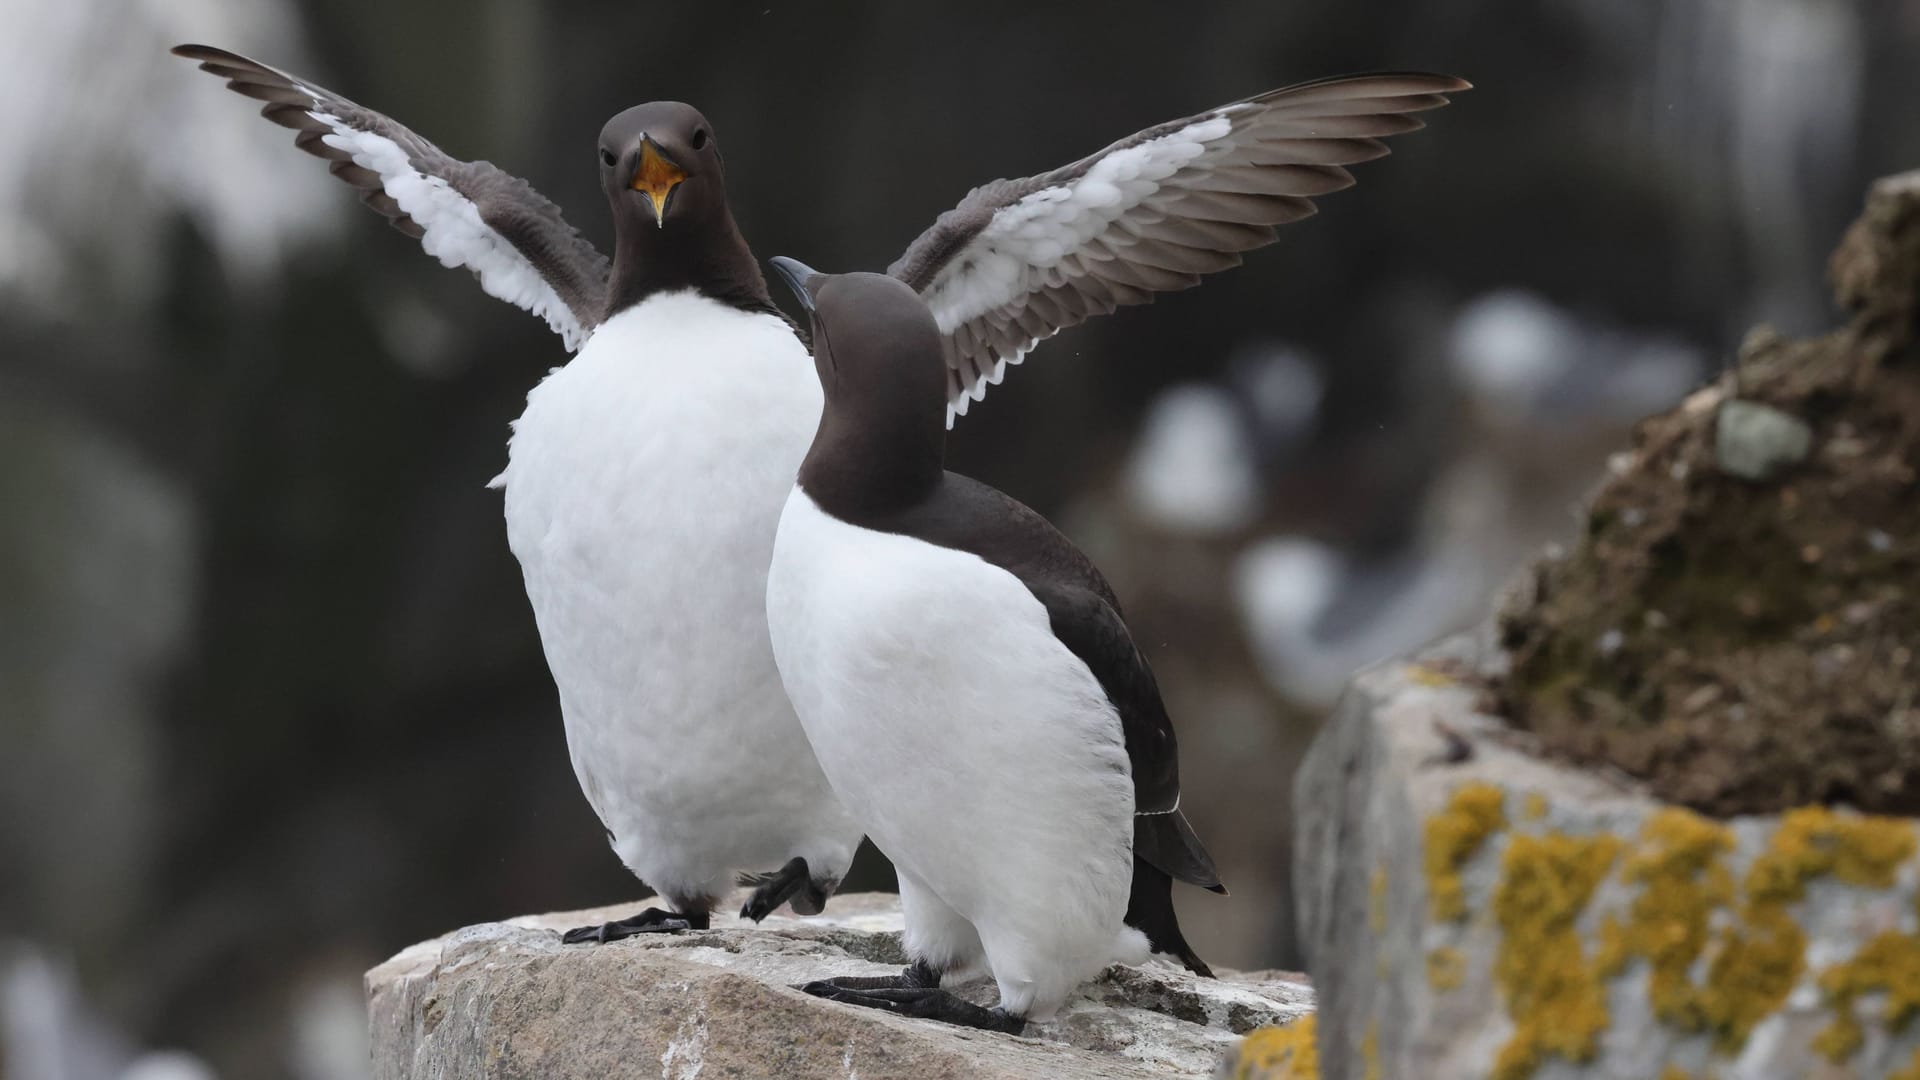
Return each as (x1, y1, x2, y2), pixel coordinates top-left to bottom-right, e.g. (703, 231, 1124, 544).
(630, 138, 686, 228)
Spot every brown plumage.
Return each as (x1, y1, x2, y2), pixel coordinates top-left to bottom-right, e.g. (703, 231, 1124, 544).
(887, 72, 1470, 418)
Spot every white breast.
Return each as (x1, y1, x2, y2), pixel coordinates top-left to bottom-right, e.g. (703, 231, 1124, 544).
(765, 488, 1142, 1019)
(495, 292, 861, 904)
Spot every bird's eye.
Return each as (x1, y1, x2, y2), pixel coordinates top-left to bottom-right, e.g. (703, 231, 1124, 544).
(691, 128, 709, 151)
(599, 148, 617, 167)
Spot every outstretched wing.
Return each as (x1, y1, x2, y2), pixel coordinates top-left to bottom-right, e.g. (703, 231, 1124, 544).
(173, 44, 609, 351)
(889, 72, 1470, 423)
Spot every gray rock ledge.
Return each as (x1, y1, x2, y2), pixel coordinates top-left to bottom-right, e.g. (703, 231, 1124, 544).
(366, 890, 1312, 1079)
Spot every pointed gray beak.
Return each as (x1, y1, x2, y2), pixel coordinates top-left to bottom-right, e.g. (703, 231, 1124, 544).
(769, 256, 821, 314)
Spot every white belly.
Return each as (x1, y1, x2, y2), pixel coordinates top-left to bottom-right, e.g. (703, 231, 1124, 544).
(765, 487, 1141, 1018)
(497, 292, 860, 904)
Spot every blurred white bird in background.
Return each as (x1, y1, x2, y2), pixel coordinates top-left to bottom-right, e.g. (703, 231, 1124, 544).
(1228, 289, 1702, 709)
(1124, 384, 1263, 534)
(0, 0, 329, 318)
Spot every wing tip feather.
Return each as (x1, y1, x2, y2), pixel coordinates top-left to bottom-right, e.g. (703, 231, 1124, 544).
(1257, 70, 1473, 99)
(918, 68, 1468, 426)
(169, 42, 229, 61)
(260, 101, 320, 132)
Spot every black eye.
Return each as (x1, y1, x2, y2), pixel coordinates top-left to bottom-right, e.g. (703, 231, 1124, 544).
(691, 128, 709, 151)
(599, 147, 616, 167)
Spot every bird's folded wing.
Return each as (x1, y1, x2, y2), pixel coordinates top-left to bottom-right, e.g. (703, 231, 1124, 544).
(888, 72, 1470, 425)
(173, 44, 610, 352)
(1028, 580, 1220, 890)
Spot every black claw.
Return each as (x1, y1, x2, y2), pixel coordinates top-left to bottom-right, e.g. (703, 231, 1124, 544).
(559, 906, 695, 944)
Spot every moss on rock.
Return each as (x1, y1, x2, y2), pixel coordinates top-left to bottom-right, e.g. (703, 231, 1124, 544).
(1499, 172, 1920, 817)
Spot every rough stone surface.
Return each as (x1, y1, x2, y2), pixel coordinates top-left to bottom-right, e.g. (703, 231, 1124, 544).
(1713, 398, 1813, 480)
(1296, 635, 1920, 1080)
(366, 891, 1312, 1079)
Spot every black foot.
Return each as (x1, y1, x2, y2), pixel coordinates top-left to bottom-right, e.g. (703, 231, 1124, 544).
(560, 906, 703, 944)
(740, 857, 829, 921)
(796, 959, 941, 993)
(800, 982, 1024, 1034)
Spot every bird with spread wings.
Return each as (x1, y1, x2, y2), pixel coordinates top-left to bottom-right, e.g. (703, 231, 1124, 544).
(173, 44, 1465, 424)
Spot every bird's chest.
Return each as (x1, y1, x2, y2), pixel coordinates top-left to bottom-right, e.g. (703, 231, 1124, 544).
(499, 294, 820, 625)
(767, 490, 1048, 745)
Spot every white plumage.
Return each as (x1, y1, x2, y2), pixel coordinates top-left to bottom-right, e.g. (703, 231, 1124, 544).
(766, 488, 1148, 1021)
(924, 116, 1232, 340)
(497, 292, 862, 907)
(313, 115, 592, 351)
(926, 115, 1234, 424)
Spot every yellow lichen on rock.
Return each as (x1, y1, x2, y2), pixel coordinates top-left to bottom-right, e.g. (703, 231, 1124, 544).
(1593, 808, 1735, 1030)
(1427, 946, 1465, 991)
(1698, 807, 1916, 1052)
(1523, 792, 1550, 821)
(1226, 1017, 1319, 1080)
(1425, 783, 1508, 921)
(1812, 927, 1920, 1063)
(1362, 1019, 1380, 1080)
(1406, 663, 1458, 688)
(1892, 1044, 1920, 1080)
(1490, 831, 1623, 1080)
(1700, 905, 1803, 1052)
(1746, 807, 1916, 901)
(1658, 1067, 1692, 1080)
(1692, 807, 1919, 1052)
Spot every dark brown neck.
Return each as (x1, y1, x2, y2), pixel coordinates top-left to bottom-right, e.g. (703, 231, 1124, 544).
(604, 210, 777, 319)
(798, 395, 946, 523)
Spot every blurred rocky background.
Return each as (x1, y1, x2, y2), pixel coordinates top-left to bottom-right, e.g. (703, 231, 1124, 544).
(1, 0, 1915, 1076)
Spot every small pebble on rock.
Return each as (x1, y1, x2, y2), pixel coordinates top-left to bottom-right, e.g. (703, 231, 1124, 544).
(1715, 399, 1813, 481)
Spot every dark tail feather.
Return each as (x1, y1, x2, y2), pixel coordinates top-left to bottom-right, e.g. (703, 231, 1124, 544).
(1125, 858, 1214, 977)
(1135, 810, 1227, 894)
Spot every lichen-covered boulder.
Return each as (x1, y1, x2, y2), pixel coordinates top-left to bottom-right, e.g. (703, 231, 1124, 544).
(366, 891, 1312, 1080)
(1293, 167, 1920, 1080)
(1294, 636, 1920, 1080)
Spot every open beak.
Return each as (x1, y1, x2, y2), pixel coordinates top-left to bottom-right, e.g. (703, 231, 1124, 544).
(768, 257, 821, 314)
(630, 136, 686, 227)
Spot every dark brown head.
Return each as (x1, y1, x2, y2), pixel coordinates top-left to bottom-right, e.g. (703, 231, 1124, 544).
(771, 258, 948, 509)
(598, 102, 725, 230)
(597, 103, 772, 316)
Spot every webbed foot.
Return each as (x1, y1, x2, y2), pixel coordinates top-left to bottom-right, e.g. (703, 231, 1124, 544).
(800, 982, 1024, 1034)
(560, 905, 706, 944)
